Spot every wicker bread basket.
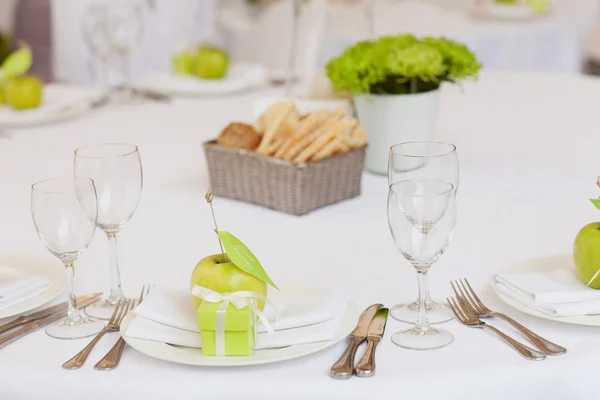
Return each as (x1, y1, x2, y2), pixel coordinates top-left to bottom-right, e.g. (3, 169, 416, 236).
(204, 141, 366, 215)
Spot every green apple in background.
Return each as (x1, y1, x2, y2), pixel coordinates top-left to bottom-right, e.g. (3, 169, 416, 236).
(573, 222, 600, 288)
(4, 75, 42, 110)
(190, 253, 267, 310)
(0, 85, 5, 104)
(172, 49, 194, 76)
(194, 45, 230, 79)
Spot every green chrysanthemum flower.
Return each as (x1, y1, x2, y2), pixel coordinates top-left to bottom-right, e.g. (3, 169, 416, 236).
(421, 37, 482, 80)
(386, 44, 445, 82)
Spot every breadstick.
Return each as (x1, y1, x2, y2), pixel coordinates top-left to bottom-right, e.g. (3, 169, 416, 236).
(281, 110, 346, 161)
(343, 124, 368, 148)
(274, 110, 329, 159)
(294, 119, 356, 163)
(256, 102, 295, 154)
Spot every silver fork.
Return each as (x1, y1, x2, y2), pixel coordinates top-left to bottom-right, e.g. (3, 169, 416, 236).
(448, 296, 546, 360)
(452, 279, 566, 356)
(62, 299, 132, 370)
(94, 285, 152, 371)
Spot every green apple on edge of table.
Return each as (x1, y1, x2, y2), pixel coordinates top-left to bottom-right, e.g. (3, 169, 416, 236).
(190, 254, 267, 310)
(573, 188, 600, 288)
(172, 43, 230, 80)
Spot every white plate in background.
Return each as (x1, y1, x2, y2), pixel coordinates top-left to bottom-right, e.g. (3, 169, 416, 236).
(0, 85, 98, 129)
(138, 63, 267, 97)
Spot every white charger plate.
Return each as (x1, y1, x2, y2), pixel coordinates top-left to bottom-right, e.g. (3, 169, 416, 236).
(0, 85, 97, 129)
(138, 63, 267, 97)
(0, 253, 64, 319)
(492, 253, 600, 327)
(120, 300, 359, 367)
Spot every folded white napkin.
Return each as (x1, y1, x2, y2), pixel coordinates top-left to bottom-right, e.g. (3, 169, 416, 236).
(494, 268, 600, 317)
(125, 286, 348, 350)
(0, 268, 51, 311)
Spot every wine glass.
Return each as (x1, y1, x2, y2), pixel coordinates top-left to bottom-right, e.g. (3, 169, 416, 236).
(387, 178, 456, 350)
(80, 2, 113, 86)
(388, 141, 458, 324)
(74, 144, 143, 319)
(106, 0, 145, 101)
(31, 177, 104, 339)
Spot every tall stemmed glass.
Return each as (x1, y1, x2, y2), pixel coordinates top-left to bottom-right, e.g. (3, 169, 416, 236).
(107, 0, 145, 101)
(388, 141, 458, 324)
(81, 2, 113, 86)
(31, 178, 104, 339)
(387, 179, 456, 350)
(74, 144, 143, 319)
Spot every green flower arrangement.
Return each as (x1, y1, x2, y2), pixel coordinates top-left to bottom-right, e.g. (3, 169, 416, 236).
(325, 34, 482, 95)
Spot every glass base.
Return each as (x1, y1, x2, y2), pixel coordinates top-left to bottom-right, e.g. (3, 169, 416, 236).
(85, 297, 123, 320)
(391, 326, 454, 351)
(391, 299, 455, 324)
(45, 316, 104, 340)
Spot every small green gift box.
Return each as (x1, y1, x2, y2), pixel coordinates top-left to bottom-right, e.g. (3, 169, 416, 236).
(197, 300, 256, 356)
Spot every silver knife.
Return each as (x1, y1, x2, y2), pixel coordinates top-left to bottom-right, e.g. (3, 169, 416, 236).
(0, 292, 102, 336)
(355, 308, 389, 377)
(330, 303, 383, 379)
(0, 294, 102, 349)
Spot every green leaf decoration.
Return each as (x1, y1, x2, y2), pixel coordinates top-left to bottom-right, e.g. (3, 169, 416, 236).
(216, 231, 278, 290)
(591, 199, 600, 210)
(0, 43, 32, 83)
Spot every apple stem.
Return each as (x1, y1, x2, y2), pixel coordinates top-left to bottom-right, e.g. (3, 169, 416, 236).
(205, 189, 225, 262)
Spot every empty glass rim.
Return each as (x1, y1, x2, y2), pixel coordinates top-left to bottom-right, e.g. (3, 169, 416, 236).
(74, 143, 139, 159)
(390, 141, 456, 158)
(390, 179, 454, 196)
(31, 177, 95, 193)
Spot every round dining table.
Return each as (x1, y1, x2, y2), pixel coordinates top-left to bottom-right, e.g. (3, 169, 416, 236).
(2, 71, 600, 399)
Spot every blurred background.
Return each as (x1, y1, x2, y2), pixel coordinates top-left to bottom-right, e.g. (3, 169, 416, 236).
(1, 0, 600, 86)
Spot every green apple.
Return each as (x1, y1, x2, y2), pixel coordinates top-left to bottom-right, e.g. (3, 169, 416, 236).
(0, 85, 5, 104)
(4, 75, 42, 110)
(194, 45, 229, 79)
(190, 253, 267, 310)
(573, 222, 600, 288)
(172, 50, 194, 76)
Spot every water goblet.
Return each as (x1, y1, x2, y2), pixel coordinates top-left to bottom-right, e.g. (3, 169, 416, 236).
(74, 144, 143, 319)
(387, 178, 456, 350)
(388, 141, 458, 324)
(31, 177, 104, 339)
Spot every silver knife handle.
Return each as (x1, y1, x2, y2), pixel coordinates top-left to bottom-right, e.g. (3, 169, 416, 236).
(330, 336, 363, 379)
(493, 312, 566, 355)
(482, 325, 546, 360)
(0, 323, 35, 350)
(0, 317, 28, 336)
(355, 337, 380, 377)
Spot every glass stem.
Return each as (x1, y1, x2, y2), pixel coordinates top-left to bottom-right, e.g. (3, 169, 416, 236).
(106, 232, 125, 303)
(285, 0, 300, 97)
(415, 268, 431, 333)
(64, 261, 83, 325)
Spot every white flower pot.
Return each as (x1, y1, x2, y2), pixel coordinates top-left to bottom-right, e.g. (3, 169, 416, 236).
(354, 89, 440, 175)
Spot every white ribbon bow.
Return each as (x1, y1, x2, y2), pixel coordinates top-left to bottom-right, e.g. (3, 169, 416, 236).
(192, 286, 278, 356)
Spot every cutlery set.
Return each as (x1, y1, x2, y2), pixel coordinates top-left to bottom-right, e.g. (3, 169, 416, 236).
(330, 278, 566, 377)
(0, 285, 151, 370)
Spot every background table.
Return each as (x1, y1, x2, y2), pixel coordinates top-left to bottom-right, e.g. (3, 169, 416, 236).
(2, 71, 600, 399)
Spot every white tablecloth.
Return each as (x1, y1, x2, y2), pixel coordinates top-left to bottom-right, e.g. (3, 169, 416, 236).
(2, 71, 600, 399)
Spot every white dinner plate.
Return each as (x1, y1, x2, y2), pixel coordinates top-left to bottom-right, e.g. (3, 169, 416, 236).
(138, 63, 267, 97)
(120, 301, 359, 367)
(471, 4, 549, 20)
(0, 253, 65, 319)
(492, 253, 600, 327)
(0, 85, 97, 129)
